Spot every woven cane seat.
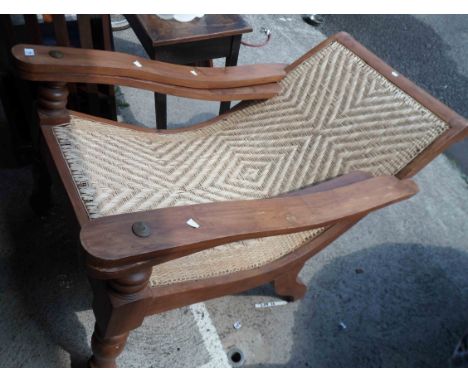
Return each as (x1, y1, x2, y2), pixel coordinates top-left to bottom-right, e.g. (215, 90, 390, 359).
(53, 41, 449, 286)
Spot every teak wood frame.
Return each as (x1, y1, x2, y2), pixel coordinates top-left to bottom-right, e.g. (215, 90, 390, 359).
(13, 32, 468, 367)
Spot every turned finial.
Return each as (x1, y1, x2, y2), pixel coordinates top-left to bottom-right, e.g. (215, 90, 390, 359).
(37, 81, 70, 125)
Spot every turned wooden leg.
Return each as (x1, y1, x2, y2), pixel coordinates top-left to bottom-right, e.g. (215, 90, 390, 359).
(29, 81, 70, 216)
(37, 81, 70, 126)
(89, 324, 129, 368)
(273, 264, 307, 302)
(88, 268, 152, 368)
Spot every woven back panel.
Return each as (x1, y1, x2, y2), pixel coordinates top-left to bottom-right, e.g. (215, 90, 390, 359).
(53, 42, 449, 286)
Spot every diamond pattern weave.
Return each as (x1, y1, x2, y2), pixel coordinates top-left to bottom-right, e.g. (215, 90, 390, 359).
(53, 42, 449, 286)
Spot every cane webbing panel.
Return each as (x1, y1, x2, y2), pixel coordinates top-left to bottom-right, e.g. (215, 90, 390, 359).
(53, 41, 449, 286)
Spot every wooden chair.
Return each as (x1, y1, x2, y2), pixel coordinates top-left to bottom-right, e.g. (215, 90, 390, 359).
(11, 32, 468, 367)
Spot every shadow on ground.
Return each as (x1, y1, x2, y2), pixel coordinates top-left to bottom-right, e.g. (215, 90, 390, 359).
(0, 167, 91, 367)
(252, 243, 468, 367)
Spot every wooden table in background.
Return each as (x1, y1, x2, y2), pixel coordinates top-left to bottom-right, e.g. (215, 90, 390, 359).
(125, 14, 252, 129)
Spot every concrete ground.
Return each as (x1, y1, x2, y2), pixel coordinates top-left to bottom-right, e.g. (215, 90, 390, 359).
(0, 15, 467, 368)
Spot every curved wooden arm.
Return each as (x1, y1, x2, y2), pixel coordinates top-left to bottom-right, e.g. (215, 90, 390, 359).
(12, 44, 286, 89)
(12, 44, 285, 101)
(22, 71, 282, 102)
(81, 175, 418, 268)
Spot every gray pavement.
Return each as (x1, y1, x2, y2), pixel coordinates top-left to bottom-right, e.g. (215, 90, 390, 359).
(0, 15, 467, 368)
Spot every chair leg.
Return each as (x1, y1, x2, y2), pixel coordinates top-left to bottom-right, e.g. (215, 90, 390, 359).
(88, 268, 152, 368)
(89, 324, 129, 368)
(273, 263, 307, 302)
(30, 81, 69, 216)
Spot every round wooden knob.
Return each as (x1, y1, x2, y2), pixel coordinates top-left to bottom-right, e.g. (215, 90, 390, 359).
(49, 50, 64, 59)
(132, 221, 152, 238)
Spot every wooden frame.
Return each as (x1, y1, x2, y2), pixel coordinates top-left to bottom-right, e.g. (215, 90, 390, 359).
(13, 31, 468, 367)
(13, 43, 286, 89)
(12, 43, 285, 103)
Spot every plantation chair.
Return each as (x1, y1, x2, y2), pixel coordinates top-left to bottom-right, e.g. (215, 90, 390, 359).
(12, 32, 468, 367)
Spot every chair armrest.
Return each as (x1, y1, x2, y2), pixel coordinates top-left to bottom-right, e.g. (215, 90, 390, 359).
(12, 44, 286, 101)
(81, 175, 418, 269)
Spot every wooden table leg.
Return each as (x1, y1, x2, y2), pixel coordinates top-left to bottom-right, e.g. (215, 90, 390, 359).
(152, 49, 168, 129)
(154, 92, 167, 129)
(220, 35, 241, 115)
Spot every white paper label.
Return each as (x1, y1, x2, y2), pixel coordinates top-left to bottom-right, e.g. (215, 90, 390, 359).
(24, 48, 35, 56)
(186, 218, 200, 228)
(255, 301, 288, 309)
